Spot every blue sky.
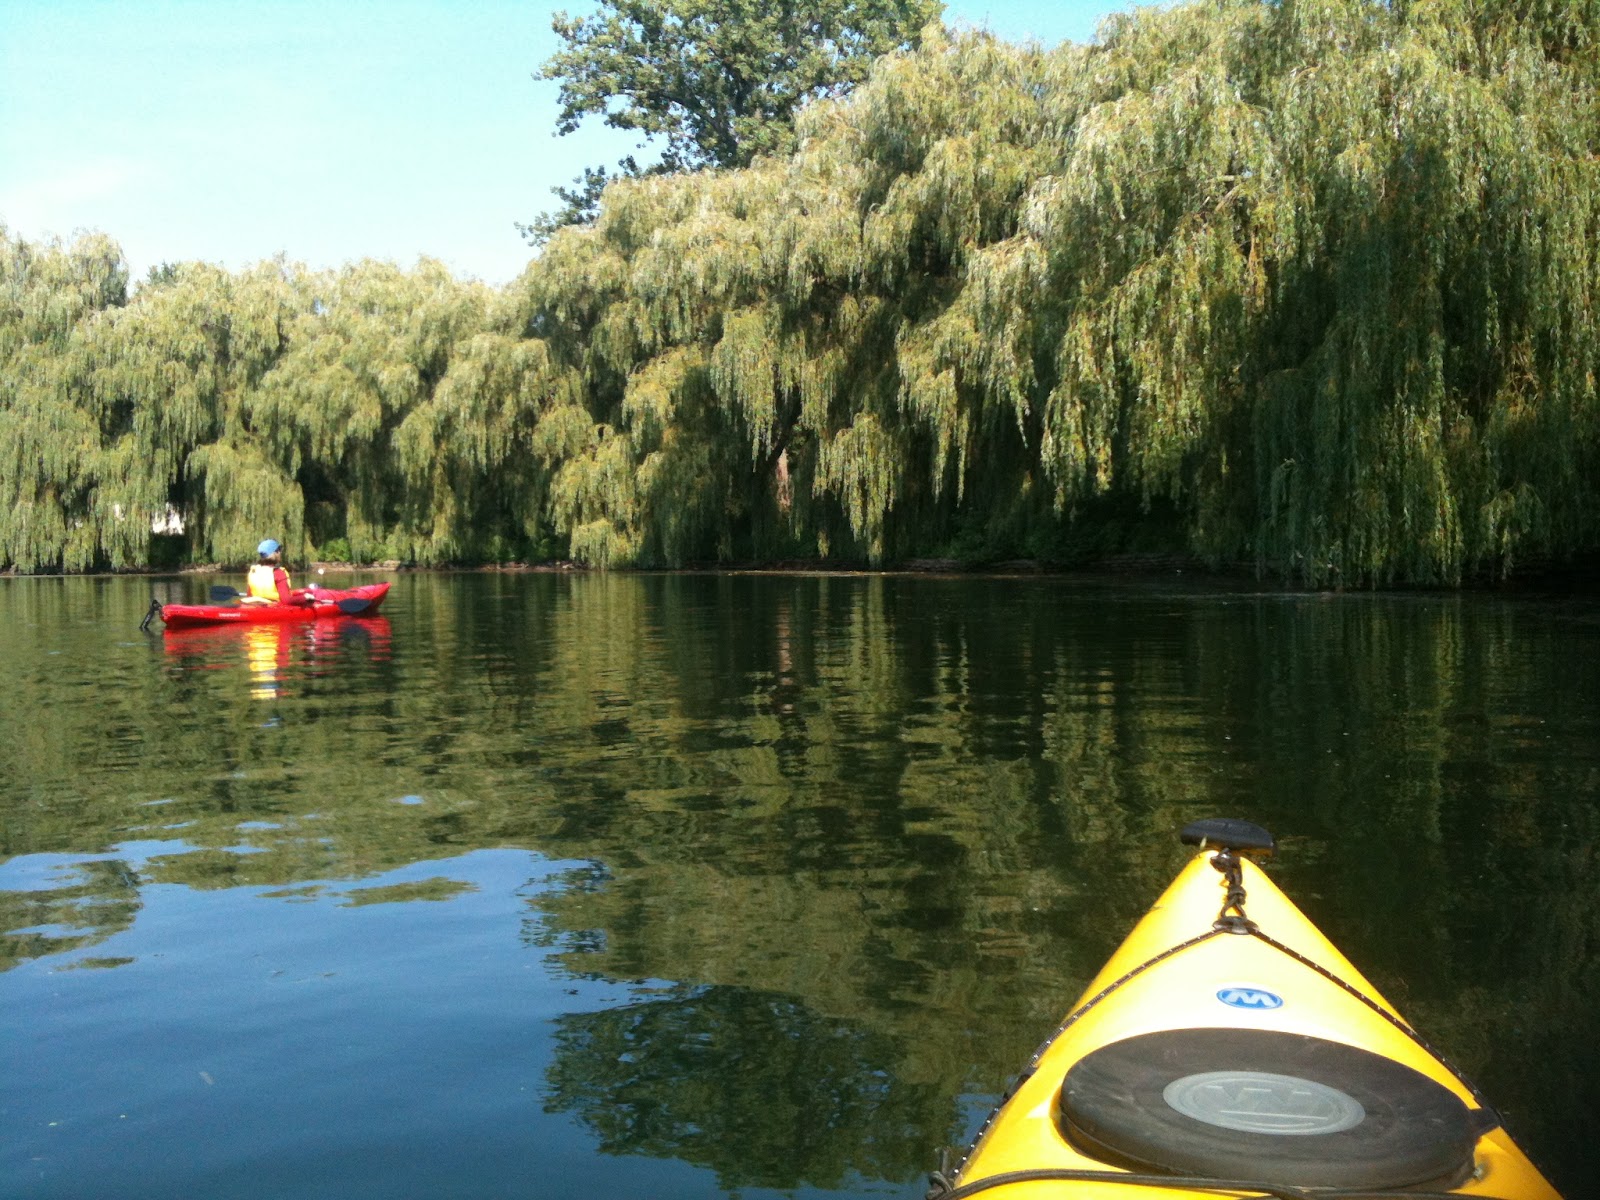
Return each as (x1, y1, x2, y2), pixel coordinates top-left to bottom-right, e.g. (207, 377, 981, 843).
(0, 1, 1126, 286)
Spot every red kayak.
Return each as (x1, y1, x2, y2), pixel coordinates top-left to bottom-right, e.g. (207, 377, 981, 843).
(158, 583, 391, 629)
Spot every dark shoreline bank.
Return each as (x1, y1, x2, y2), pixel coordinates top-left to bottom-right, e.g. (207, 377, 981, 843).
(7, 551, 1596, 595)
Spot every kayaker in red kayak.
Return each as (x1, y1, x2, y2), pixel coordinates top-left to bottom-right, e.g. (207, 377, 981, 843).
(244, 539, 312, 606)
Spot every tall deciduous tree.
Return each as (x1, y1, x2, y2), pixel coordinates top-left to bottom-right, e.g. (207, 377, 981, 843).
(527, 0, 944, 237)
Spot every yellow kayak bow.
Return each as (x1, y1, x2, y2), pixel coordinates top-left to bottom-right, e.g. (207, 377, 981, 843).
(932, 819, 1563, 1200)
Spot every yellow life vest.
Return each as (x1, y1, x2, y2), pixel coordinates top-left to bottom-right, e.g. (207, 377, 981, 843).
(246, 562, 284, 602)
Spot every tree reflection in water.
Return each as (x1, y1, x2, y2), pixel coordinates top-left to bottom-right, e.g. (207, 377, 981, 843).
(544, 983, 947, 1191)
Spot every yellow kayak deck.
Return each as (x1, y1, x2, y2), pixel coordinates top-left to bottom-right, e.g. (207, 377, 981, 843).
(937, 823, 1562, 1200)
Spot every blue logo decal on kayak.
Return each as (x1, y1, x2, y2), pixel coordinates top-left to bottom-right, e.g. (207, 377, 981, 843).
(1217, 987, 1283, 1010)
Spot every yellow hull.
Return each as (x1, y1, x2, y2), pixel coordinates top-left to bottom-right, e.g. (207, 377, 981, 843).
(939, 833, 1562, 1200)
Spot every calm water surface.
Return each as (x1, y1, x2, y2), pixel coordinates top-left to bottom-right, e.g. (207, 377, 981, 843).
(2, 572, 1595, 1198)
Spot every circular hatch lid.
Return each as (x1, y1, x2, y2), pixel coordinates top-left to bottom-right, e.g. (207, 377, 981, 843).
(1057, 1028, 1481, 1189)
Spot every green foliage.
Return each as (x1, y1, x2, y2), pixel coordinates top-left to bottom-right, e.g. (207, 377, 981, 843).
(540, 0, 944, 171)
(517, 162, 630, 243)
(520, 0, 1600, 581)
(529, 0, 943, 236)
(3, 0, 1599, 583)
(316, 536, 353, 564)
(0, 227, 130, 571)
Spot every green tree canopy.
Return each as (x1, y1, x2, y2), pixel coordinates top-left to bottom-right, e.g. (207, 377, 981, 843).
(4, 0, 1599, 585)
(527, 0, 944, 236)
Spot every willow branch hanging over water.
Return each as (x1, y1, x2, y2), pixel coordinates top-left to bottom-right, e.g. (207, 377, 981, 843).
(2, 0, 1597, 582)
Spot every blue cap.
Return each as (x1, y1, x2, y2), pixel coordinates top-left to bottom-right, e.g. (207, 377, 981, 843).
(257, 539, 281, 556)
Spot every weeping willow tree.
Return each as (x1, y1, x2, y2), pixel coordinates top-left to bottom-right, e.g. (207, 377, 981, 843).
(1020, 0, 1600, 583)
(76, 259, 305, 565)
(518, 31, 1048, 566)
(0, 228, 129, 571)
(393, 283, 578, 564)
(0, 247, 567, 571)
(3, 0, 1598, 583)
(248, 258, 494, 564)
(520, 0, 1600, 581)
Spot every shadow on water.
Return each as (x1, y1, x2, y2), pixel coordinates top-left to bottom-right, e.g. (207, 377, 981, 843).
(0, 572, 1596, 1196)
